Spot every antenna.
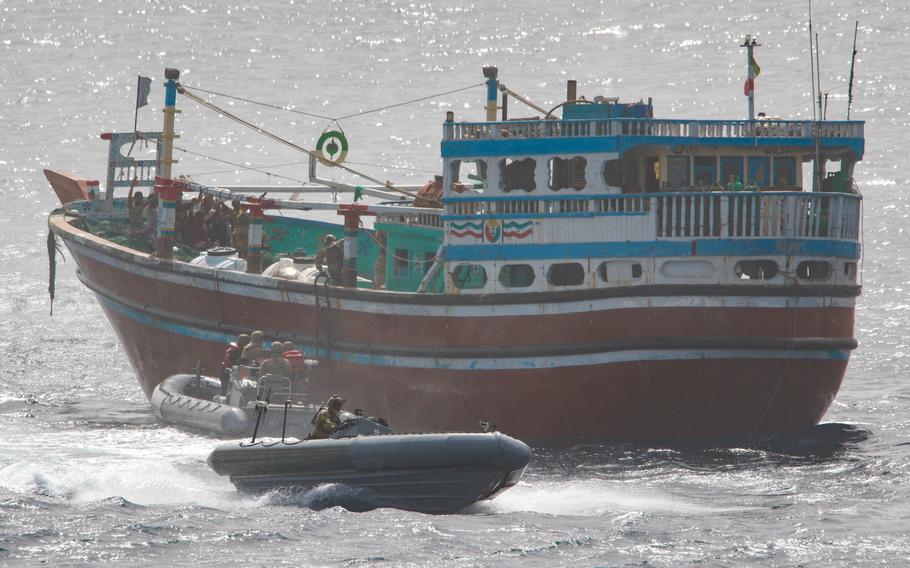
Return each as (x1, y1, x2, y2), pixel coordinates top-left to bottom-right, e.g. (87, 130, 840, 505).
(815, 33, 823, 121)
(847, 20, 859, 120)
(808, 1, 817, 122)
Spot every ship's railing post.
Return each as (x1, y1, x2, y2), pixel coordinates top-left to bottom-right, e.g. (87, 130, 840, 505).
(246, 205, 264, 274)
(154, 176, 180, 259)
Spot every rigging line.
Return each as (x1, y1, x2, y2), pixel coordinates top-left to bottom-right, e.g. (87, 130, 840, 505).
(344, 160, 439, 175)
(180, 81, 485, 123)
(179, 85, 335, 121)
(178, 87, 436, 203)
(173, 147, 307, 184)
(139, 134, 309, 184)
(333, 82, 485, 121)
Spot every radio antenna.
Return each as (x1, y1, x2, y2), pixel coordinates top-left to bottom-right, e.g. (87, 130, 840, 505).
(847, 20, 859, 120)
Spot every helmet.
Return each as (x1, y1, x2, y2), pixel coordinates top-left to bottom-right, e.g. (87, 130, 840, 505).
(323, 234, 337, 245)
(282, 341, 295, 351)
(237, 334, 251, 347)
(250, 330, 264, 343)
(327, 395, 345, 410)
(269, 342, 284, 354)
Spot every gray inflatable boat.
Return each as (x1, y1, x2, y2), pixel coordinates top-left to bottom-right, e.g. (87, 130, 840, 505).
(207, 414, 531, 514)
(150, 371, 318, 438)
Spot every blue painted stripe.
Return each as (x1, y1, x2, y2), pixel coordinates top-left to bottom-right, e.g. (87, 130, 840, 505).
(165, 79, 177, 107)
(445, 238, 861, 261)
(442, 135, 864, 159)
(95, 292, 850, 369)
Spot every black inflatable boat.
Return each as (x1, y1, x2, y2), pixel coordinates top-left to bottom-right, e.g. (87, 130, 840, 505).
(207, 414, 531, 514)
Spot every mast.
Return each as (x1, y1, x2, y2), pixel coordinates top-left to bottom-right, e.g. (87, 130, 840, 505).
(154, 67, 182, 260)
(483, 66, 498, 121)
(741, 35, 760, 121)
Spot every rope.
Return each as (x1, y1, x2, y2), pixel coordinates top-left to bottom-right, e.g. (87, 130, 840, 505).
(190, 159, 437, 178)
(178, 87, 436, 204)
(334, 83, 484, 120)
(748, 258, 799, 438)
(136, 133, 310, 184)
(180, 82, 484, 123)
(179, 85, 335, 121)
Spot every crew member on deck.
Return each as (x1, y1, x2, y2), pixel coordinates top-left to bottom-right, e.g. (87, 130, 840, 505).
(282, 341, 306, 390)
(220, 334, 250, 395)
(311, 395, 345, 439)
(241, 330, 266, 365)
(315, 234, 344, 284)
(260, 342, 291, 377)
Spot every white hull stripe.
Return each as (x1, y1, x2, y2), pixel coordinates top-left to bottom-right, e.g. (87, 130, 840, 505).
(65, 237, 856, 317)
(96, 292, 851, 371)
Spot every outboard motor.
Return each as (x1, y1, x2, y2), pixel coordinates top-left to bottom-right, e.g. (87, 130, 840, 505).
(331, 411, 394, 438)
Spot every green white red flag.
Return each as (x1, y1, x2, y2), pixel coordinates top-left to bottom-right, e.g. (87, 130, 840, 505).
(744, 54, 761, 96)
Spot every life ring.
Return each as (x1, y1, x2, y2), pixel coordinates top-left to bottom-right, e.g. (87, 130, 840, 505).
(315, 130, 349, 167)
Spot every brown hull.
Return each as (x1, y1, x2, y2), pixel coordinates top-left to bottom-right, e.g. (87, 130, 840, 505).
(51, 212, 857, 441)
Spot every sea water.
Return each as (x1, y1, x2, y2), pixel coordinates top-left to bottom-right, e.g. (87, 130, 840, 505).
(2, 0, 909, 565)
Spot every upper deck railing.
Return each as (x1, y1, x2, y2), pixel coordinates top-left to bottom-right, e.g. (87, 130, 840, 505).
(444, 118, 864, 142)
(443, 191, 862, 242)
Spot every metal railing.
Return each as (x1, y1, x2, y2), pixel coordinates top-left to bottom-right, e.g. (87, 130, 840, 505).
(445, 118, 864, 142)
(654, 192, 861, 240)
(443, 191, 861, 241)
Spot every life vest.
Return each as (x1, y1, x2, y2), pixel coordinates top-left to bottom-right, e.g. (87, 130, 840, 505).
(222, 342, 241, 369)
(284, 350, 305, 373)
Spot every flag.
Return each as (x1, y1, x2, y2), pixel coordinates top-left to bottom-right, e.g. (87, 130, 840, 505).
(136, 75, 152, 108)
(744, 53, 760, 96)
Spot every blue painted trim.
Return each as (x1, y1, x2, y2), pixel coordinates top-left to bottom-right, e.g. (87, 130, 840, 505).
(445, 238, 861, 261)
(165, 79, 177, 107)
(486, 77, 497, 105)
(442, 135, 864, 159)
(442, 211, 648, 221)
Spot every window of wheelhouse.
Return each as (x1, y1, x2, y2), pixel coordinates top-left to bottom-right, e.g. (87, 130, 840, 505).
(423, 252, 436, 275)
(693, 156, 718, 187)
(499, 158, 536, 192)
(449, 159, 487, 193)
(548, 156, 587, 191)
(747, 156, 770, 188)
(603, 158, 623, 189)
(393, 248, 410, 276)
(720, 156, 744, 186)
(450, 264, 488, 289)
(773, 157, 797, 188)
(666, 156, 690, 188)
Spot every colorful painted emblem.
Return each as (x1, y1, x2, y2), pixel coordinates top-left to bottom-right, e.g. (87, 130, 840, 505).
(449, 221, 483, 239)
(315, 129, 349, 166)
(483, 219, 501, 243)
(502, 220, 533, 239)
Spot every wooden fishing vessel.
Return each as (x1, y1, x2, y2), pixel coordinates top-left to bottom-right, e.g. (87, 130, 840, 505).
(47, 44, 864, 441)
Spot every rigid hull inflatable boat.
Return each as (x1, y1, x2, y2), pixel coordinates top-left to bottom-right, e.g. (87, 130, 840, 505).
(150, 370, 318, 438)
(208, 415, 531, 514)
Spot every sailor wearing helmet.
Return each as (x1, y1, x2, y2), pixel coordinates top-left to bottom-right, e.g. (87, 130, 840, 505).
(310, 395, 345, 439)
(314, 233, 344, 284)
